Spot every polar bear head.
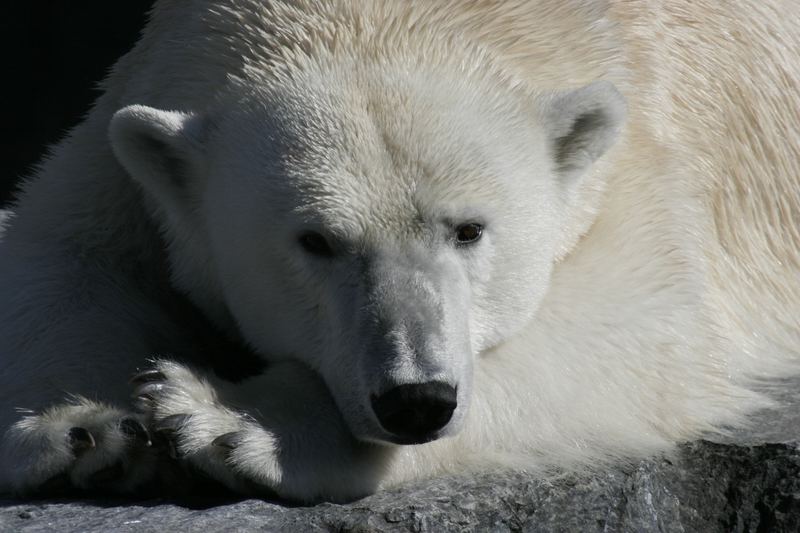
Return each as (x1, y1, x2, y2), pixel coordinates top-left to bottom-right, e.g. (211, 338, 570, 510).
(110, 52, 625, 445)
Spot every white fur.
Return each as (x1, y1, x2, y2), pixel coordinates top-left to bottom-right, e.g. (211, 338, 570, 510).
(0, 0, 798, 503)
(0, 209, 11, 238)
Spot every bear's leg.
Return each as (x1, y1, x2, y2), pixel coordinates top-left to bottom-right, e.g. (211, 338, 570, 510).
(1, 399, 158, 496)
(132, 359, 393, 503)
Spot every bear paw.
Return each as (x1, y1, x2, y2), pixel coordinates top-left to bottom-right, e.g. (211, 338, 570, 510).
(1, 400, 157, 496)
(131, 360, 282, 498)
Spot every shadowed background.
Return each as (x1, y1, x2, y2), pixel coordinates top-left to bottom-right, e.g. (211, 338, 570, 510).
(1, 2, 153, 207)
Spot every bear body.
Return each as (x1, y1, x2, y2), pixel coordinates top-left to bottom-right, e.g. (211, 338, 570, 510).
(0, 0, 798, 502)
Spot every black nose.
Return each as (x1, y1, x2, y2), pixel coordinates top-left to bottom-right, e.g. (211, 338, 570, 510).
(371, 381, 457, 444)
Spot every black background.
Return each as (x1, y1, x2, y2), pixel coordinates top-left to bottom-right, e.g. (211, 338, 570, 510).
(1, 2, 154, 207)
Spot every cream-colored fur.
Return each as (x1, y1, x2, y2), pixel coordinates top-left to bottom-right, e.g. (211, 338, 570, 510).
(0, 0, 797, 503)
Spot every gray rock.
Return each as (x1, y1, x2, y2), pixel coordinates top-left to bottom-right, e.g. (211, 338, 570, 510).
(2, 441, 800, 532)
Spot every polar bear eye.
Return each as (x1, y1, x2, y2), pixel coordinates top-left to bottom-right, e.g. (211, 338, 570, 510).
(454, 223, 483, 245)
(298, 231, 334, 257)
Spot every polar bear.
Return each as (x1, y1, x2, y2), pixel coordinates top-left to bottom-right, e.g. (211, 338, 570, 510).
(1, 0, 798, 503)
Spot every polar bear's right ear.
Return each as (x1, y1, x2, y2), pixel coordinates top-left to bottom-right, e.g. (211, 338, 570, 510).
(109, 105, 206, 216)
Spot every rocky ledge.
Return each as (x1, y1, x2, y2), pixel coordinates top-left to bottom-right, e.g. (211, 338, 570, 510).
(2, 441, 800, 532)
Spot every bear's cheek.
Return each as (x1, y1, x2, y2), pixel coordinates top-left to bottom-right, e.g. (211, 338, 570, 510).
(471, 240, 557, 351)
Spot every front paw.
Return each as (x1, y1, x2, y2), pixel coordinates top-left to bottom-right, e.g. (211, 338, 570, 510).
(131, 360, 392, 502)
(131, 360, 282, 497)
(1, 400, 157, 497)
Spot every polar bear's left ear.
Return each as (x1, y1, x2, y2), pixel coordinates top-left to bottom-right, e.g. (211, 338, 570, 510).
(540, 81, 626, 189)
(109, 105, 207, 217)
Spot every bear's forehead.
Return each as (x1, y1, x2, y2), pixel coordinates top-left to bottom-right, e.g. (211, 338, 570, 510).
(282, 107, 508, 234)
(209, 52, 543, 238)
(222, 66, 518, 208)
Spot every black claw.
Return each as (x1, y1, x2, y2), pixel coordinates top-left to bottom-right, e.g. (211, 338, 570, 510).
(119, 417, 152, 446)
(212, 431, 244, 450)
(67, 427, 95, 455)
(131, 395, 153, 414)
(129, 369, 166, 386)
(131, 382, 165, 413)
(132, 382, 165, 399)
(155, 414, 191, 433)
(88, 461, 125, 486)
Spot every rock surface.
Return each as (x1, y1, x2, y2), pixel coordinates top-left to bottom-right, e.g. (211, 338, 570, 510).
(2, 441, 800, 532)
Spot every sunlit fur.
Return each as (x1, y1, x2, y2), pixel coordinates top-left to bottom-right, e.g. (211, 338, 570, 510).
(0, 0, 798, 503)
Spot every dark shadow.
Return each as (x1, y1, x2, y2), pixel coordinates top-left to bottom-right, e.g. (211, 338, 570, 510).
(1, 2, 154, 207)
